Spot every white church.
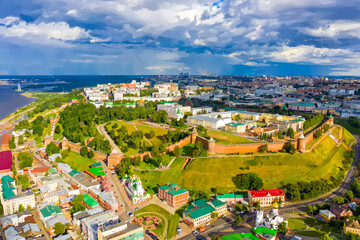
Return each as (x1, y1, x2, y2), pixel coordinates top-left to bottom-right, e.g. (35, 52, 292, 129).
(255, 202, 287, 230)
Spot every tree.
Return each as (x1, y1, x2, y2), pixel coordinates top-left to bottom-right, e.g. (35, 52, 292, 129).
(253, 201, 260, 209)
(55, 125, 61, 134)
(18, 204, 25, 212)
(323, 124, 330, 132)
(277, 131, 283, 139)
(88, 150, 95, 159)
(235, 215, 243, 226)
(9, 138, 16, 149)
(174, 146, 180, 157)
(80, 146, 88, 157)
(211, 211, 219, 219)
(18, 135, 24, 145)
(287, 127, 294, 139)
(149, 130, 155, 138)
(333, 196, 345, 205)
(285, 141, 296, 154)
(211, 235, 222, 240)
(320, 234, 332, 240)
(315, 129, 322, 139)
(259, 144, 268, 153)
(18, 152, 33, 169)
(233, 173, 263, 190)
(277, 222, 287, 235)
(54, 222, 66, 235)
(46, 142, 60, 156)
(70, 195, 85, 214)
(345, 190, 354, 202)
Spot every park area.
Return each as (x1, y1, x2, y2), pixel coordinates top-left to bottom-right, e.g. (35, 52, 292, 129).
(203, 130, 256, 145)
(136, 132, 353, 193)
(135, 204, 180, 240)
(62, 151, 96, 172)
(106, 120, 169, 156)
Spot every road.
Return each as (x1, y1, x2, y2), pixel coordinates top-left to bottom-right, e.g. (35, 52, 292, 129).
(96, 123, 123, 156)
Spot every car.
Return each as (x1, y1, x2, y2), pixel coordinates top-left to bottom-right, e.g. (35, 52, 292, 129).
(151, 235, 157, 239)
(192, 231, 199, 236)
(145, 230, 149, 234)
(135, 207, 139, 211)
(205, 223, 210, 226)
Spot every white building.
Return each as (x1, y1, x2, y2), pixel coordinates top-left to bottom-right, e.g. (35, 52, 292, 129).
(255, 202, 287, 230)
(121, 175, 150, 204)
(157, 103, 191, 118)
(80, 211, 119, 240)
(191, 106, 213, 115)
(0, 175, 35, 215)
(187, 112, 232, 129)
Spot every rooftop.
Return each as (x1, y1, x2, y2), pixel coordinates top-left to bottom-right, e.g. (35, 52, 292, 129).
(83, 194, 99, 207)
(0, 151, 12, 171)
(249, 189, 284, 198)
(86, 166, 105, 176)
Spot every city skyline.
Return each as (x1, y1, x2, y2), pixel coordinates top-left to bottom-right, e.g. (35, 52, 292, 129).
(1, 0, 360, 76)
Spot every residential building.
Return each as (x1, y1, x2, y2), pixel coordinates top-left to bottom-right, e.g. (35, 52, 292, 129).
(0, 175, 35, 215)
(83, 194, 100, 209)
(0, 151, 12, 174)
(183, 199, 227, 227)
(72, 172, 100, 191)
(1, 134, 12, 151)
(88, 188, 120, 212)
(319, 209, 336, 222)
(158, 183, 189, 207)
(121, 175, 150, 204)
(344, 219, 360, 236)
(248, 189, 285, 207)
(80, 211, 119, 240)
(216, 194, 248, 204)
(330, 203, 353, 219)
(38, 203, 69, 236)
(191, 106, 213, 115)
(97, 221, 144, 240)
(288, 102, 315, 112)
(72, 207, 104, 226)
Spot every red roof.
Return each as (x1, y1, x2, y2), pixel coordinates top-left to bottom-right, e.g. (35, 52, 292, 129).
(29, 167, 50, 173)
(250, 188, 285, 198)
(0, 151, 12, 171)
(71, 184, 79, 190)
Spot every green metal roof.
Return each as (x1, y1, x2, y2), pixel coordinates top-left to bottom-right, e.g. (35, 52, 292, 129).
(211, 199, 226, 208)
(87, 167, 105, 176)
(69, 170, 80, 177)
(83, 194, 99, 207)
(193, 199, 209, 208)
(252, 227, 277, 236)
(187, 205, 215, 219)
(222, 233, 260, 240)
(168, 188, 188, 196)
(92, 162, 102, 167)
(226, 122, 244, 126)
(289, 102, 314, 106)
(169, 183, 177, 187)
(159, 185, 170, 191)
(2, 189, 15, 200)
(48, 168, 58, 175)
(40, 205, 62, 218)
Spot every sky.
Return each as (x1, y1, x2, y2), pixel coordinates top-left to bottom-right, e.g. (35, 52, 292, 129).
(0, 0, 360, 76)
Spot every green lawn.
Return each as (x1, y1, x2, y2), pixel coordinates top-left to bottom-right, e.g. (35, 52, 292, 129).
(135, 204, 180, 239)
(137, 135, 349, 193)
(204, 130, 256, 145)
(288, 218, 307, 231)
(332, 126, 340, 139)
(335, 117, 360, 135)
(295, 230, 324, 237)
(343, 127, 356, 146)
(62, 151, 96, 172)
(136, 124, 168, 145)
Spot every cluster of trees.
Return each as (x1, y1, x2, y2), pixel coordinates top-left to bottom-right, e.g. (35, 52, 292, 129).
(171, 118, 186, 127)
(17, 152, 33, 169)
(70, 195, 85, 214)
(15, 120, 30, 130)
(17, 174, 30, 189)
(282, 174, 344, 202)
(303, 113, 324, 130)
(167, 129, 190, 143)
(80, 146, 95, 159)
(54, 222, 70, 236)
(88, 135, 111, 155)
(232, 173, 263, 190)
(151, 110, 168, 123)
(348, 116, 360, 128)
(106, 125, 147, 153)
(287, 127, 295, 138)
(46, 142, 60, 156)
(32, 116, 46, 137)
(314, 129, 322, 139)
(140, 88, 157, 96)
(9, 137, 16, 149)
(30, 90, 84, 115)
(283, 141, 296, 154)
(268, 105, 293, 116)
(259, 133, 273, 141)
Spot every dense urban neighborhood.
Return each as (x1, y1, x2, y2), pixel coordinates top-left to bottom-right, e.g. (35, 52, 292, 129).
(1, 74, 360, 240)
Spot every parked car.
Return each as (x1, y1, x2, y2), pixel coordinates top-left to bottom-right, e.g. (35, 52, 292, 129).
(199, 227, 206, 232)
(205, 223, 210, 226)
(192, 231, 199, 236)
